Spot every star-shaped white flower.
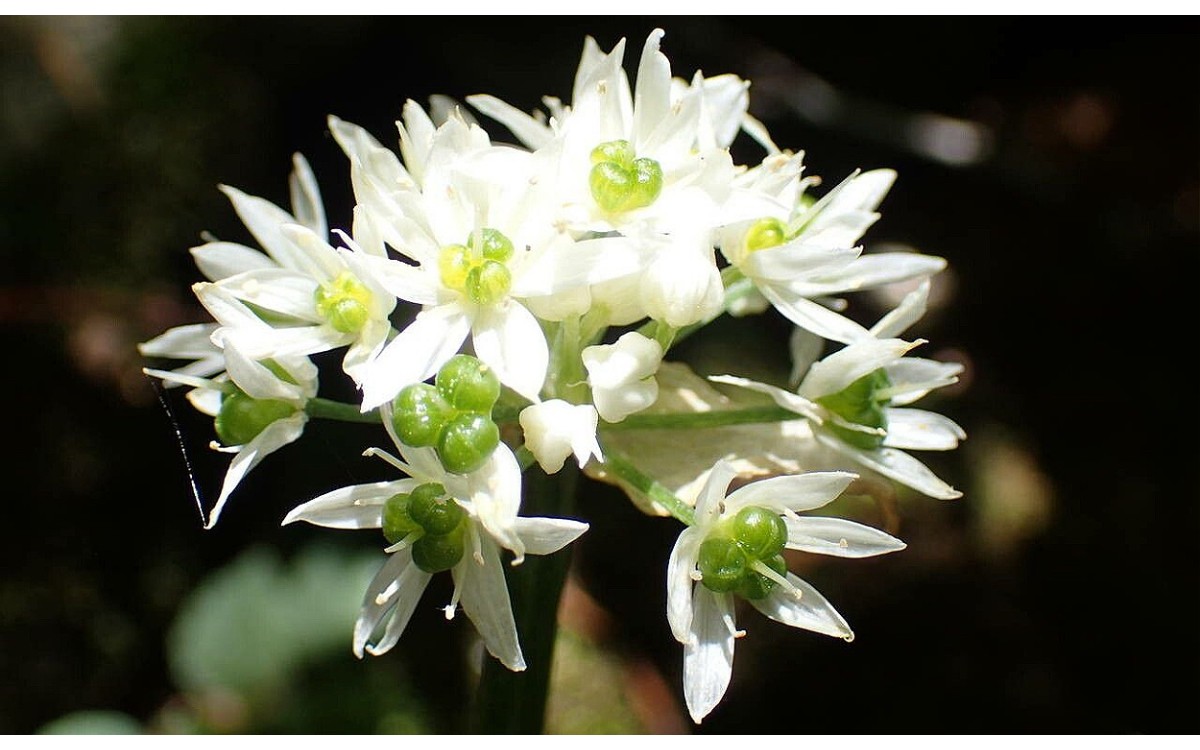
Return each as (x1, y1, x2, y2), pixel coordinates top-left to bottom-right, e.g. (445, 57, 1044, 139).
(711, 283, 965, 500)
(283, 407, 588, 667)
(144, 293, 318, 529)
(667, 460, 905, 723)
(327, 112, 641, 407)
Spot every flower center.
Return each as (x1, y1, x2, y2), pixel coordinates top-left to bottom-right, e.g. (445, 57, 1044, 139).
(214, 390, 298, 447)
(588, 139, 663, 214)
(438, 228, 514, 306)
(314, 271, 374, 334)
(815, 367, 893, 450)
(743, 217, 790, 253)
(697, 505, 790, 600)
(382, 482, 468, 573)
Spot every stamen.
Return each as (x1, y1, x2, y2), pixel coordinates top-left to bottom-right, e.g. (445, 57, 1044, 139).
(751, 559, 801, 600)
(467, 522, 484, 566)
(374, 576, 403, 607)
(362, 446, 414, 475)
(383, 530, 423, 554)
(720, 606, 746, 639)
(443, 574, 464, 621)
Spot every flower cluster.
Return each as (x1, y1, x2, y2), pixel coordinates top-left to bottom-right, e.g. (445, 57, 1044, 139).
(142, 29, 964, 726)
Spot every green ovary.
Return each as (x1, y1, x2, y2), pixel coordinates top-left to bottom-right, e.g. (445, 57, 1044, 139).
(588, 139, 663, 214)
(438, 228, 515, 305)
(314, 271, 374, 334)
(743, 217, 790, 253)
(816, 367, 893, 451)
(214, 391, 297, 446)
(697, 505, 792, 600)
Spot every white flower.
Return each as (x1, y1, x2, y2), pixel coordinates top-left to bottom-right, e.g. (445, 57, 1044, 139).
(712, 321, 965, 500)
(582, 331, 664, 423)
(144, 297, 318, 529)
(518, 400, 603, 474)
(720, 163, 947, 344)
(667, 460, 905, 723)
(283, 408, 588, 667)
(327, 112, 640, 408)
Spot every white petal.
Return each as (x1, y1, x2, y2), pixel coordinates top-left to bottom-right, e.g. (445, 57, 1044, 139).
(760, 285, 870, 345)
(749, 572, 853, 640)
(458, 536, 526, 671)
(632, 29, 671, 147)
(789, 326, 826, 387)
(360, 303, 471, 411)
(693, 459, 738, 525)
(883, 408, 966, 451)
(288, 152, 327, 238)
(871, 279, 929, 338)
(512, 517, 589, 556)
(218, 184, 309, 272)
(222, 343, 306, 402)
(356, 549, 431, 658)
(511, 236, 643, 298)
(139, 323, 220, 360)
(724, 471, 858, 514)
(682, 587, 736, 724)
(799, 337, 919, 400)
(282, 479, 414, 529)
(466, 94, 553, 150)
(883, 357, 963, 405)
(218, 268, 322, 322)
(466, 444, 525, 559)
(190, 241, 276, 281)
(518, 400, 601, 474)
(471, 300, 548, 403)
(740, 240, 858, 283)
(793, 253, 947, 297)
(820, 435, 962, 500)
(221, 323, 348, 361)
(707, 375, 823, 423)
(786, 516, 907, 558)
(205, 413, 306, 528)
(341, 317, 392, 386)
(666, 528, 703, 643)
(353, 253, 440, 306)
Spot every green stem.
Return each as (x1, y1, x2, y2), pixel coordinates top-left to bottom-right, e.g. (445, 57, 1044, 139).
(471, 463, 579, 733)
(600, 451, 695, 527)
(600, 405, 799, 431)
(304, 397, 381, 424)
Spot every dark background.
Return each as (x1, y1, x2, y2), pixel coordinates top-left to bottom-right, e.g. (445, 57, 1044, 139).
(1, 16, 1196, 734)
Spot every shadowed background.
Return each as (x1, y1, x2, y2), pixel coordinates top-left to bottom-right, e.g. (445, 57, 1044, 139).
(1, 16, 1196, 734)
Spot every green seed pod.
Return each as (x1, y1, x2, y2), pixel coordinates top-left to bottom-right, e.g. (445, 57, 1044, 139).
(697, 537, 748, 593)
(437, 413, 500, 474)
(590, 139, 635, 166)
(744, 217, 789, 253)
(476, 227, 515, 263)
(730, 506, 789, 560)
(464, 259, 512, 306)
(589, 161, 635, 213)
(411, 528, 465, 573)
(436, 354, 501, 413)
(214, 391, 297, 446)
(736, 553, 788, 601)
(382, 492, 420, 544)
(407, 483, 463, 535)
(392, 384, 453, 448)
(438, 243, 472, 291)
(630, 157, 663, 208)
